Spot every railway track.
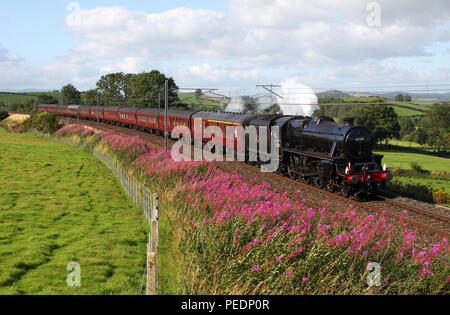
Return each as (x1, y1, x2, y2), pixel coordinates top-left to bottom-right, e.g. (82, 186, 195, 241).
(69, 118, 450, 242)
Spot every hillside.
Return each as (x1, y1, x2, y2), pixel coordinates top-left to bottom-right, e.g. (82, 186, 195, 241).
(316, 90, 351, 98)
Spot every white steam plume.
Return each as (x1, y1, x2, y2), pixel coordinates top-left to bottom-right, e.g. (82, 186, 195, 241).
(276, 77, 319, 116)
(226, 95, 245, 113)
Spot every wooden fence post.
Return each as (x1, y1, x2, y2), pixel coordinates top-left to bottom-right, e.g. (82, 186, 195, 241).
(146, 252, 157, 295)
(151, 219, 159, 254)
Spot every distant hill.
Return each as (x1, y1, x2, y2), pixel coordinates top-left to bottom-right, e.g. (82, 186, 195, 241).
(353, 91, 450, 101)
(317, 90, 351, 98)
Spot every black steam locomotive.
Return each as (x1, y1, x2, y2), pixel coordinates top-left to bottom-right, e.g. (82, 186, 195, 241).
(253, 114, 392, 197)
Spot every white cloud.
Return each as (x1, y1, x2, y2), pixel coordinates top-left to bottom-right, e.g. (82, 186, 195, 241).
(176, 63, 261, 87)
(2, 1, 450, 91)
(0, 44, 21, 63)
(63, 1, 450, 68)
(66, 6, 227, 60)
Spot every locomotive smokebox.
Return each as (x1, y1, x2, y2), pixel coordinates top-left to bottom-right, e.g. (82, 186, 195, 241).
(344, 126, 374, 160)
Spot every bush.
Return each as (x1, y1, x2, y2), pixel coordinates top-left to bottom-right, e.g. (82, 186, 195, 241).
(410, 161, 423, 174)
(386, 179, 434, 203)
(22, 112, 62, 133)
(0, 111, 9, 121)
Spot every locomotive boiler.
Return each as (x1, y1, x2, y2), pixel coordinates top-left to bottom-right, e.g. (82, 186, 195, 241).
(278, 116, 392, 196)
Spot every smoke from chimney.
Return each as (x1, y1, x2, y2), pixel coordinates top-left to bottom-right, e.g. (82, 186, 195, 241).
(226, 95, 245, 112)
(277, 77, 319, 116)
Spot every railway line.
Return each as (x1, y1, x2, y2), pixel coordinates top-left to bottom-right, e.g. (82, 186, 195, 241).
(63, 118, 449, 248)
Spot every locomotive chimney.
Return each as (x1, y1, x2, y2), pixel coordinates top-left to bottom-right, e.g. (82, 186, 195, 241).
(343, 117, 355, 127)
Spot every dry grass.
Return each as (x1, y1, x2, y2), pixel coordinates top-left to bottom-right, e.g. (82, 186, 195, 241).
(2, 114, 30, 126)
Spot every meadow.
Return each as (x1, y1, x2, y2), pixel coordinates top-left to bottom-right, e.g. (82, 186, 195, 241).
(374, 148, 450, 202)
(0, 128, 148, 295)
(177, 92, 225, 111)
(374, 149, 450, 172)
(0, 92, 62, 106)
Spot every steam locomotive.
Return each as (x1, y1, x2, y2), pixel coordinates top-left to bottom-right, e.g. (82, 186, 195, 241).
(38, 104, 393, 197)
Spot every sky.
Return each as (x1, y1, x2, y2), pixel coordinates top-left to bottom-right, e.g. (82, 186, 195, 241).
(0, 0, 449, 94)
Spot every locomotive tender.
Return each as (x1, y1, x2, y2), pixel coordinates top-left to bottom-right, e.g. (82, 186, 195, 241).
(38, 104, 392, 197)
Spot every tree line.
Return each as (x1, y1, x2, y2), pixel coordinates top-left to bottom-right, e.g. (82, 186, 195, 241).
(315, 97, 449, 152)
(65, 70, 181, 108)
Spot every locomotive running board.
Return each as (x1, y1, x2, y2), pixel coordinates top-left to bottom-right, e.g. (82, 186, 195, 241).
(283, 148, 335, 161)
(290, 171, 323, 177)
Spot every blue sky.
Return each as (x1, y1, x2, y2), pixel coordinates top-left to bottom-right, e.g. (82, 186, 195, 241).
(0, 0, 449, 94)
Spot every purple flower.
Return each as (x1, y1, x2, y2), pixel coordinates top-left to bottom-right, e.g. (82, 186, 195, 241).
(252, 265, 261, 272)
(302, 277, 309, 283)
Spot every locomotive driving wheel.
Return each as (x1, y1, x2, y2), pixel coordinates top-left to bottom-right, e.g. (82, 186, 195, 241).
(341, 182, 351, 198)
(314, 176, 326, 189)
(287, 156, 298, 180)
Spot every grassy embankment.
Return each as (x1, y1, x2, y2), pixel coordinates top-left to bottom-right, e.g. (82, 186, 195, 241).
(0, 128, 148, 294)
(53, 124, 449, 295)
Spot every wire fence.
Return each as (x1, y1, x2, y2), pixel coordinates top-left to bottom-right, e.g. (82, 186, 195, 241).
(37, 132, 159, 295)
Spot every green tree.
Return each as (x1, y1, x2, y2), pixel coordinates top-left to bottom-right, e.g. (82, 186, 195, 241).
(127, 70, 179, 108)
(399, 116, 416, 139)
(352, 105, 400, 144)
(417, 103, 450, 151)
(62, 84, 81, 104)
(96, 72, 132, 104)
(404, 95, 412, 102)
(81, 89, 99, 106)
(394, 94, 404, 102)
(37, 94, 59, 105)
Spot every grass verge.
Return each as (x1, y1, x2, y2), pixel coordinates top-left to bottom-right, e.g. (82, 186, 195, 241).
(54, 124, 449, 295)
(0, 128, 148, 295)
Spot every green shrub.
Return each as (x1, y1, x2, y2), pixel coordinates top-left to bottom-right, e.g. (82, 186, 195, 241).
(22, 112, 61, 133)
(410, 161, 423, 173)
(386, 179, 434, 203)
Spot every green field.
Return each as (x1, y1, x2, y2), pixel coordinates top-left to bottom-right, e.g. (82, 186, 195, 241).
(341, 97, 428, 117)
(375, 149, 450, 172)
(177, 92, 225, 111)
(391, 106, 424, 117)
(376, 148, 450, 194)
(387, 139, 424, 149)
(0, 129, 148, 295)
(0, 92, 62, 106)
